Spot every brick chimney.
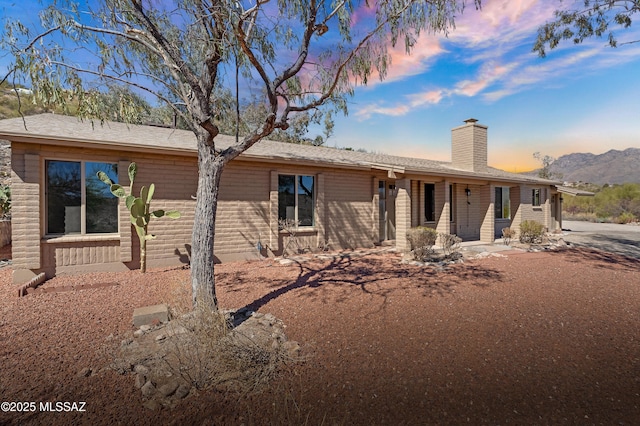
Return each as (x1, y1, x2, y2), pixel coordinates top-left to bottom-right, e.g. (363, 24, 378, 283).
(451, 118, 488, 172)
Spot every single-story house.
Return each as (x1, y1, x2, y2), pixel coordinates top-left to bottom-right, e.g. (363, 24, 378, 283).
(0, 114, 561, 284)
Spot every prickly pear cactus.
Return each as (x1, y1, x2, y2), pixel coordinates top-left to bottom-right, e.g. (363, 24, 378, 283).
(98, 162, 181, 273)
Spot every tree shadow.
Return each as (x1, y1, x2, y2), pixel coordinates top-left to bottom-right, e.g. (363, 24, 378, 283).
(225, 254, 503, 325)
(556, 246, 640, 272)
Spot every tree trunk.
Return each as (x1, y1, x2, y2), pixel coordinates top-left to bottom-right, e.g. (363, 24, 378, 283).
(190, 132, 224, 309)
(140, 238, 147, 273)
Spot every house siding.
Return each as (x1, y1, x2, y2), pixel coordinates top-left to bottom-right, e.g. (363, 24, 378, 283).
(6, 121, 561, 282)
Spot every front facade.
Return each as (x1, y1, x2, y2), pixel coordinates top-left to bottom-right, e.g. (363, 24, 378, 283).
(0, 115, 561, 284)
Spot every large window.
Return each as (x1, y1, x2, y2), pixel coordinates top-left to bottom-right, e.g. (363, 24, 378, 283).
(495, 187, 511, 219)
(278, 175, 314, 227)
(532, 188, 541, 207)
(424, 183, 435, 222)
(46, 160, 119, 235)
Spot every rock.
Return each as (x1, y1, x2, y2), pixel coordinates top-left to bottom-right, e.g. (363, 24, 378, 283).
(134, 364, 150, 375)
(77, 367, 92, 378)
(141, 381, 156, 397)
(135, 373, 146, 389)
(279, 259, 294, 266)
(155, 334, 166, 342)
(283, 340, 301, 357)
(158, 381, 179, 397)
(133, 304, 169, 328)
(133, 329, 145, 338)
(143, 399, 161, 411)
(174, 384, 191, 399)
(140, 324, 152, 332)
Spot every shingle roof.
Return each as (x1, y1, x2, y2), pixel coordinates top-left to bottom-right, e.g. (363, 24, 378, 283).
(0, 113, 558, 185)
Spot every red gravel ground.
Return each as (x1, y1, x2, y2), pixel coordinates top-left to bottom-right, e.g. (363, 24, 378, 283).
(1, 246, 640, 425)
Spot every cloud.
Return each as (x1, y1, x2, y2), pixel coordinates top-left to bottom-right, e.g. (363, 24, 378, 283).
(353, 0, 640, 119)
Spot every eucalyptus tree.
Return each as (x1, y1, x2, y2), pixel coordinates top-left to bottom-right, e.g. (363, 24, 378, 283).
(2, 0, 480, 309)
(534, 0, 640, 57)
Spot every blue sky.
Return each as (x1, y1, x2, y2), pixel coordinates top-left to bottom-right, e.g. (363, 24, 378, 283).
(2, 0, 640, 172)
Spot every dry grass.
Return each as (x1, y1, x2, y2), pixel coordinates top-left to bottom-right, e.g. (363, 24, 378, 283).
(158, 279, 294, 394)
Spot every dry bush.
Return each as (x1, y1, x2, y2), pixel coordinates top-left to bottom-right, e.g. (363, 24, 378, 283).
(162, 306, 290, 393)
(406, 226, 438, 261)
(518, 220, 545, 244)
(501, 227, 515, 246)
(439, 232, 462, 258)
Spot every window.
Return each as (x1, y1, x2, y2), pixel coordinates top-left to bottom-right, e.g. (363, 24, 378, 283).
(424, 183, 435, 221)
(46, 160, 119, 235)
(532, 188, 541, 207)
(495, 187, 511, 219)
(278, 175, 314, 227)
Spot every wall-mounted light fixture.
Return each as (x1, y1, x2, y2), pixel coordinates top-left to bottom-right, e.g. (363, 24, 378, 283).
(465, 186, 471, 204)
(389, 184, 398, 197)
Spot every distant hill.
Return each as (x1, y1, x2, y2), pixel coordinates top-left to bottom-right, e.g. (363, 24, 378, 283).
(525, 148, 640, 185)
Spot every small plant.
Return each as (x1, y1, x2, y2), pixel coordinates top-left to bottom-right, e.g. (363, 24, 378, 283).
(0, 185, 10, 218)
(98, 162, 181, 273)
(406, 226, 438, 261)
(439, 232, 462, 258)
(518, 220, 545, 244)
(501, 227, 515, 246)
(616, 212, 637, 224)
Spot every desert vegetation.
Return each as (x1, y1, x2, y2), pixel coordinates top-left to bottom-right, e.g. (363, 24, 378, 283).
(563, 183, 640, 224)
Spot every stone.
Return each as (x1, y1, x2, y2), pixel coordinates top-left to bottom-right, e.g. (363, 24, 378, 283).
(77, 367, 92, 378)
(155, 334, 166, 342)
(141, 380, 156, 397)
(135, 373, 147, 389)
(140, 324, 152, 332)
(143, 399, 160, 411)
(158, 381, 179, 397)
(133, 304, 169, 328)
(133, 329, 144, 338)
(283, 340, 301, 357)
(174, 384, 191, 399)
(134, 364, 150, 375)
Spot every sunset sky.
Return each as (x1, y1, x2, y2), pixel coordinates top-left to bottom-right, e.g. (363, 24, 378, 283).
(1, 0, 639, 172)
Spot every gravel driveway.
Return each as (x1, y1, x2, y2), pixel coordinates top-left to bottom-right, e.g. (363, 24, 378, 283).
(562, 220, 640, 259)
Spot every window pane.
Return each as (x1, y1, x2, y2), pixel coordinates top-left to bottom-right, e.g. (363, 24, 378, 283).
(46, 160, 81, 234)
(86, 162, 118, 233)
(495, 187, 502, 219)
(503, 187, 510, 219)
(298, 175, 314, 226)
(278, 175, 295, 222)
(425, 183, 435, 221)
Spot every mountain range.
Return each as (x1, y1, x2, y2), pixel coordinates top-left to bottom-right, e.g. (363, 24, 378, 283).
(525, 148, 640, 185)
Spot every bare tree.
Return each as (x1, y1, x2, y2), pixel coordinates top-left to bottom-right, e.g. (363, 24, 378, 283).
(2, 0, 480, 309)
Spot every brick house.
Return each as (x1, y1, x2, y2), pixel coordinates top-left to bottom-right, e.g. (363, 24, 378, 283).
(0, 114, 561, 284)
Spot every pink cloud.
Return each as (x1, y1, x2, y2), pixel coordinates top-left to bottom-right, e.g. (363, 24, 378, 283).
(408, 89, 445, 107)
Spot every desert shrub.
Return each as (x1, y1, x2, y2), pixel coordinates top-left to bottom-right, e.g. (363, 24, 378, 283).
(0, 185, 10, 218)
(501, 227, 515, 246)
(406, 226, 438, 261)
(616, 212, 637, 224)
(439, 232, 462, 258)
(518, 220, 545, 244)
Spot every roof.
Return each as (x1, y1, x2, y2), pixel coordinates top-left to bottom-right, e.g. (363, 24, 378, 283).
(0, 113, 559, 185)
(557, 186, 596, 197)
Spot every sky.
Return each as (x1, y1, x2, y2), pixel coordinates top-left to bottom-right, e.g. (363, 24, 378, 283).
(1, 0, 640, 172)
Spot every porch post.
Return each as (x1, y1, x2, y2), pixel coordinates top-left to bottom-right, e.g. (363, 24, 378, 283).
(480, 184, 495, 243)
(435, 180, 451, 235)
(395, 178, 412, 252)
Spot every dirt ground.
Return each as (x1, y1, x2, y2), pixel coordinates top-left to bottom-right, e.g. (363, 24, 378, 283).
(1, 246, 640, 425)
